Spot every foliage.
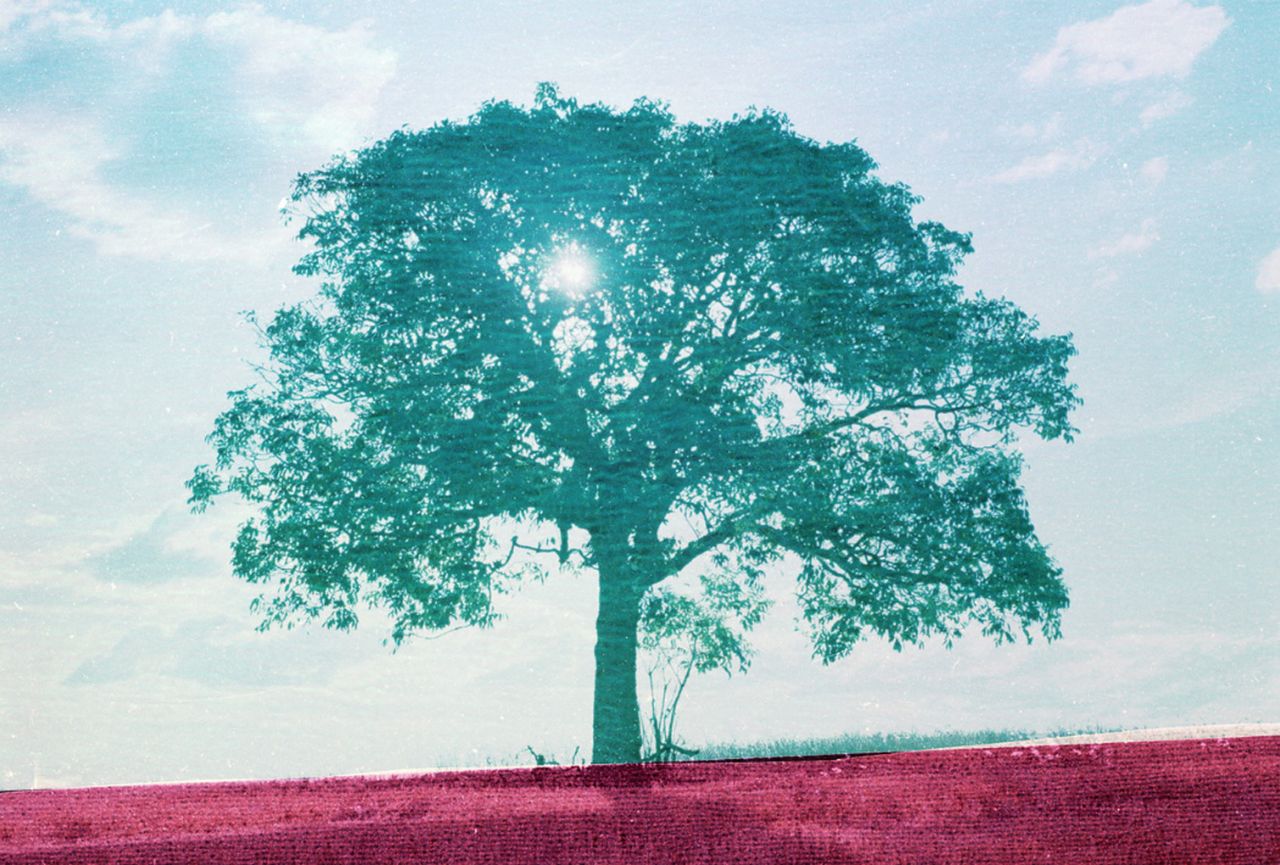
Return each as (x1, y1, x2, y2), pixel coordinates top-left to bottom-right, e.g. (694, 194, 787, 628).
(638, 572, 771, 760)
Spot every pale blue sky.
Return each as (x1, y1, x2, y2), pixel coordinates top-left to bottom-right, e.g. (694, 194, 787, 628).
(1, 0, 1277, 788)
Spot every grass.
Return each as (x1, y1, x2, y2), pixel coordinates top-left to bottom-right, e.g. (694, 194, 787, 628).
(507, 726, 1122, 768)
(691, 726, 1121, 761)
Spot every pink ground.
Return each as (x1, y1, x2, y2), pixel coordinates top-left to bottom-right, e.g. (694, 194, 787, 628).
(3, 736, 1278, 863)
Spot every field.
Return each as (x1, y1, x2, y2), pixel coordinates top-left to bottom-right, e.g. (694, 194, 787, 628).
(3, 733, 1278, 863)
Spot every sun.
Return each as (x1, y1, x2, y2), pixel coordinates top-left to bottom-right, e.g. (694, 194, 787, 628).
(548, 243, 594, 295)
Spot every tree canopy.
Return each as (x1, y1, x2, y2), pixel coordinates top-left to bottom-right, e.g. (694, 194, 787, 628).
(190, 84, 1079, 763)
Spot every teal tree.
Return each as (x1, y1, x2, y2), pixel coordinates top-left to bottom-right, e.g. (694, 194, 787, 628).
(189, 86, 1079, 764)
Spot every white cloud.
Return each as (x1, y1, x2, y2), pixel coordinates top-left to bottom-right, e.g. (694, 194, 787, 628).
(0, 116, 284, 263)
(1092, 267, 1120, 290)
(64, 616, 355, 688)
(1024, 0, 1229, 85)
(0, 3, 398, 262)
(1089, 218, 1160, 259)
(0, 0, 52, 31)
(992, 140, 1101, 183)
(201, 6, 396, 151)
(1257, 247, 1280, 294)
(1140, 90, 1194, 124)
(999, 113, 1064, 143)
(5, 3, 396, 152)
(1089, 364, 1280, 437)
(1140, 155, 1169, 184)
(28, 4, 194, 43)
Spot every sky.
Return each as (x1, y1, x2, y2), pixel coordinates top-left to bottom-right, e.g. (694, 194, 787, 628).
(1, 0, 1277, 789)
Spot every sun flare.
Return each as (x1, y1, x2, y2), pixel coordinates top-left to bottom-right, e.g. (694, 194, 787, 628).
(548, 244, 594, 295)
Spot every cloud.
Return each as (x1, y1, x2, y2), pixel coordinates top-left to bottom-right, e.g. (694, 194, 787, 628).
(1139, 156, 1169, 184)
(63, 625, 166, 685)
(1086, 363, 1279, 438)
(1024, 0, 1229, 85)
(1092, 267, 1120, 290)
(31, 5, 195, 44)
(0, 116, 283, 263)
(999, 114, 1064, 143)
(0, 0, 52, 31)
(992, 140, 1101, 183)
(64, 617, 353, 687)
(202, 6, 396, 151)
(6, 3, 396, 152)
(86, 506, 226, 586)
(1257, 247, 1280, 294)
(0, 4, 397, 263)
(1034, 625, 1279, 720)
(1140, 90, 1194, 125)
(1089, 218, 1160, 259)
(1145, 367, 1277, 432)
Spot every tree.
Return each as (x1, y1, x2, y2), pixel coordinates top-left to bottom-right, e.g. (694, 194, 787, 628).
(639, 571, 771, 761)
(189, 84, 1079, 764)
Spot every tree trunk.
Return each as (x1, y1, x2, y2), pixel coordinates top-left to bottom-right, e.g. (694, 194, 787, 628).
(591, 569, 643, 764)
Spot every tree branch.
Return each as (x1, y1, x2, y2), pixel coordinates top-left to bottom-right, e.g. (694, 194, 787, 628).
(661, 512, 754, 579)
